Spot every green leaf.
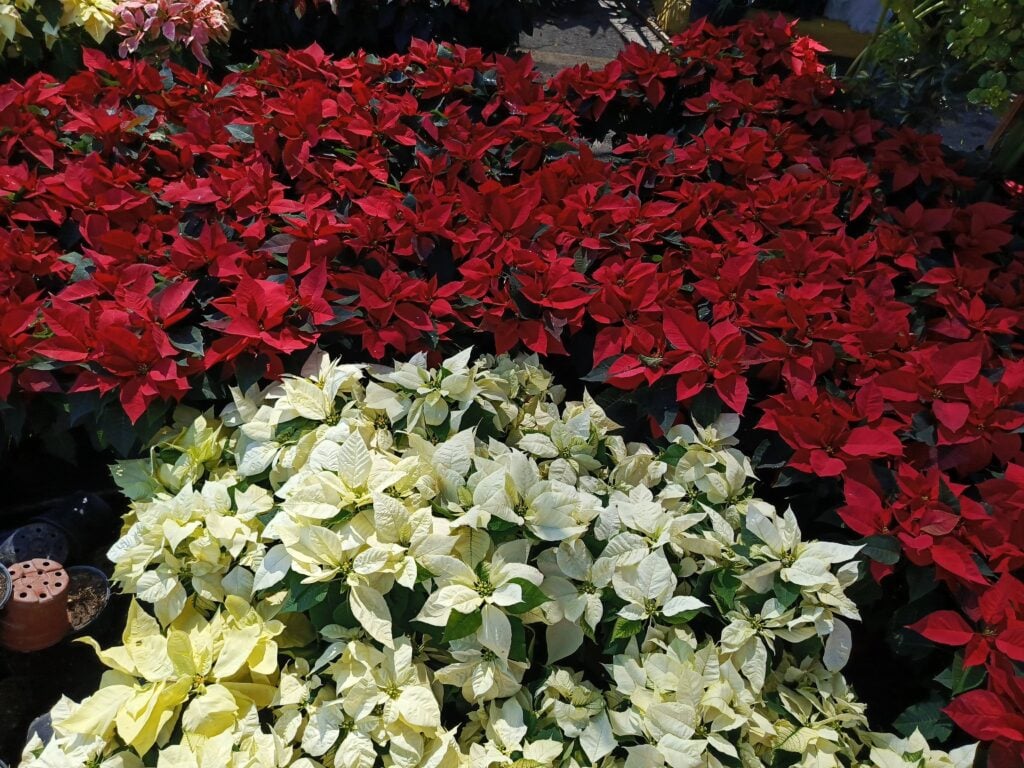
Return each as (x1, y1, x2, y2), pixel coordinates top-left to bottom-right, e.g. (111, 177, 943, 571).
(900, 567, 937, 604)
(280, 576, 332, 615)
(443, 610, 482, 643)
(662, 610, 700, 626)
(226, 123, 255, 143)
(96, 402, 138, 457)
(711, 571, 740, 611)
(773, 579, 801, 609)
(858, 535, 901, 565)
(582, 356, 620, 384)
(893, 700, 953, 742)
(309, 589, 344, 630)
(612, 617, 644, 640)
(659, 443, 687, 467)
(688, 388, 722, 428)
(67, 391, 101, 428)
(332, 599, 356, 628)
(506, 579, 550, 615)
(935, 653, 986, 695)
(226, 58, 260, 73)
(168, 325, 204, 357)
(0, 402, 26, 445)
(38, 0, 62, 25)
(509, 618, 529, 663)
(486, 518, 520, 535)
(58, 252, 95, 282)
(234, 354, 267, 393)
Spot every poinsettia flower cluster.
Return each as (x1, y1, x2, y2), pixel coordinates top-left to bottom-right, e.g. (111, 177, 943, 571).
(114, 0, 234, 65)
(1, 16, 1023, 758)
(0, 0, 116, 59)
(23, 350, 975, 768)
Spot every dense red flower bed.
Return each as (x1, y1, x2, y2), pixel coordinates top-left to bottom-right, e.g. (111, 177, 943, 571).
(1, 17, 1023, 761)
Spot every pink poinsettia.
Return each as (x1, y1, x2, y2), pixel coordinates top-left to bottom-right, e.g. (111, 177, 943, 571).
(114, 0, 234, 65)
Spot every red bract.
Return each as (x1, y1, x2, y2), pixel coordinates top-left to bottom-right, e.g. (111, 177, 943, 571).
(70, 318, 190, 422)
(945, 654, 1024, 767)
(0, 296, 42, 400)
(759, 392, 904, 477)
(206, 277, 318, 365)
(664, 310, 750, 412)
(911, 576, 1024, 667)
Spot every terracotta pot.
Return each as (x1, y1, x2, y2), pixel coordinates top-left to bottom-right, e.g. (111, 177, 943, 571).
(0, 559, 72, 653)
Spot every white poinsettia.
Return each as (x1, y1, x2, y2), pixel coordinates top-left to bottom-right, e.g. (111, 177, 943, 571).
(667, 413, 741, 451)
(108, 476, 271, 624)
(434, 637, 529, 703)
(415, 539, 545, 659)
(371, 348, 479, 430)
(467, 697, 563, 767)
(342, 638, 442, 732)
(364, 492, 456, 588)
(36, 349, 974, 768)
(609, 632, 757, 768)
(464, 449, 600, 540)
(719, 599, 816, 690)
(19, 696, 142, 768)
(612, 550, 706, 623)
(866, 729, 977, 768)
(404, 428, 478, 504)
(537, 540, 614, 662)
(539, 669, 616, 762)
(516, 408, 604, 483)
(275, 352, 363, 423)
(740, 503, 863, 627)
(59, 598, 281, 756)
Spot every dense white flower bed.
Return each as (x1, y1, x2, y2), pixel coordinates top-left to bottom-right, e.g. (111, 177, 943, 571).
(22, 350, 975, 768)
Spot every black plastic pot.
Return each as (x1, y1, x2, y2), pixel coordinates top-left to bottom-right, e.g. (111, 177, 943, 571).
(0, 523, 69, 568)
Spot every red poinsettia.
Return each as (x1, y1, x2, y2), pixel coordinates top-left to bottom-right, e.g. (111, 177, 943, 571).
(910, 575, 1024, 667)
(663, 309, 750, 412)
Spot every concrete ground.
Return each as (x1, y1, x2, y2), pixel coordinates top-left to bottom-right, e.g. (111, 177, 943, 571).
(520, 0, 663, 75)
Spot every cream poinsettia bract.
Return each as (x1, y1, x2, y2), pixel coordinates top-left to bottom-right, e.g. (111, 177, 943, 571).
(24, 349, 975, 768)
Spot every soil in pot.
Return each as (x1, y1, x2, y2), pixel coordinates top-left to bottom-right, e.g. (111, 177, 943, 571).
(0, 560, 72, 653)
(65, 566, 110, 632)
(0, 566, 10, 612)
